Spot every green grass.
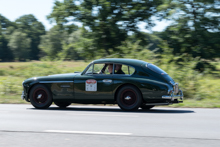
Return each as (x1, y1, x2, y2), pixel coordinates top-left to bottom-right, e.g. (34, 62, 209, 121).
(168, 99, 220, 108)
(0, 95, 28, 104)
(0, 61, 88, 104)
(0, 60, 220, 108)
(0, 61, 88, 78)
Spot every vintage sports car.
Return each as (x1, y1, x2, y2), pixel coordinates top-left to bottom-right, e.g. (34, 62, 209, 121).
(21, 58, 183, 111)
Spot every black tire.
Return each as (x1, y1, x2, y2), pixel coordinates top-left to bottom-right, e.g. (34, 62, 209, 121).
(117, 85, 142, 111)
(140, 104, 154, 110)
(54, 102, 71, 108)
(29, 84, 52, 109)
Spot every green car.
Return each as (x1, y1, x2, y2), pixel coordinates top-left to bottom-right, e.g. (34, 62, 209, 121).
(21, 58, 183, 111)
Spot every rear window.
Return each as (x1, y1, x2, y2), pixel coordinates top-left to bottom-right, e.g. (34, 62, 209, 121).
(147, 63, 167, 75)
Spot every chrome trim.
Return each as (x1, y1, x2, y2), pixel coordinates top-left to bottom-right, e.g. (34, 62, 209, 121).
(21, 91, 25, 100)
(173, 83, 179, 94)
(103, 79, 112, 83)
(162, 89, 183, 101)
(125, 96, 131, 100)
(39, 81, 73, 83)
(170, 81, 175, 85)
(37, 94, 42, 99)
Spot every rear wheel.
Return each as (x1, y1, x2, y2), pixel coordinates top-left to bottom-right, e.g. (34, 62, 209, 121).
(29, 84, 52, 109)
(117, 85, 142, 111)
(54, 102, 71, 108)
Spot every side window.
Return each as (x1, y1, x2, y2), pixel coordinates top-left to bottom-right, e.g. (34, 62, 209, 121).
(114, 64, 135, 75)
(128, 66, 135, 75)
(85, 64, 93, 74)
(121, 65, 129, 75)
(93, 64, 104, 73)
(85, 63, 112, 75)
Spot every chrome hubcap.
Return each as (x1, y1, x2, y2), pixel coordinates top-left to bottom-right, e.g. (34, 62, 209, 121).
(37, 94, 42, 99)
(124, 96, 131, 100)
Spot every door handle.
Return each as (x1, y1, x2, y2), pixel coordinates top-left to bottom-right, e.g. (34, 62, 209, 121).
(103, 79, 112, 83)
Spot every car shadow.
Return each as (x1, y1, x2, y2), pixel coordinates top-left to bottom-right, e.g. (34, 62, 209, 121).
(28, 106, 195, 114)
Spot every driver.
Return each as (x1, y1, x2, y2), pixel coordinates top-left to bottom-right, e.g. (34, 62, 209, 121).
(108, 64, 113, 74)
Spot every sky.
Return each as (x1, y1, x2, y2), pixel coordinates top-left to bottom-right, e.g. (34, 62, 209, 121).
(0, 0, 170, 32)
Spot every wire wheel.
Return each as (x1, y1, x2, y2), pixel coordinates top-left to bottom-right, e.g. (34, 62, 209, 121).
(30, 84, 52, 109)
(33, 88, 48, 104)
(120, 89, 137, 107)
(117, 85, 142, 111)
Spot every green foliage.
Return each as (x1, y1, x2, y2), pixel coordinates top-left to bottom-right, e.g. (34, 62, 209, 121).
(39, 26, 65, 60)
(0, 77, 22, 95)
(8, 30, 31, 60)
(0, 69, 4, 76)
(15, 14, 46, 60)
(0, 0, 220, 106)
(0, 61, 220, 106)
(48, 0, 163, 56)
(0, 15, 15, 61)
(116, 33, 167, 60)
(114, 39, 220, 100)
(5, 63, 62, 78)
(0, 61, 87, 78)
(0, 14, 45, 61)
(156, 0, 220, 64)
(0, 61, 88, 100)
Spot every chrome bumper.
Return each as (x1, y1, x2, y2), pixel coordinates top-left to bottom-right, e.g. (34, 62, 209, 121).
(21, 91, 25, 100)
(162, 90, 183, 101)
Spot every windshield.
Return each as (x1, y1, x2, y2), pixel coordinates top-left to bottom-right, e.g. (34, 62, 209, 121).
(147, 63, 167, 75)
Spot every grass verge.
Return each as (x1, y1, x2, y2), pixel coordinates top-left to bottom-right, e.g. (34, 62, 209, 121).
(0, 61, 220, 108)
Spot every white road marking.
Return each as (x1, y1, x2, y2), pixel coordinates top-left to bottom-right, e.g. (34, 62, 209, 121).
(44, 130, 132, 136)
(67, 113, 139, 117)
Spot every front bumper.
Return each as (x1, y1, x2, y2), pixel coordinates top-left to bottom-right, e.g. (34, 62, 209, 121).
(21, 91, 25, 100)
(162, 89, 183, 101)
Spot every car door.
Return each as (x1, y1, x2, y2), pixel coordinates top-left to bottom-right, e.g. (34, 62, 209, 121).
(74, 63, 114, 103)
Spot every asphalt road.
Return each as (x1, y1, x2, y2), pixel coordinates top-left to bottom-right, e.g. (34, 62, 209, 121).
(0, 104, 220, 147)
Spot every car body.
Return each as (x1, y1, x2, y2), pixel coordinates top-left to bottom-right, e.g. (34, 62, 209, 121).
(21, 58, 183, 111)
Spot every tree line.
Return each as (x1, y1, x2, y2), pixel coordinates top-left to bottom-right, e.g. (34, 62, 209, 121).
(0, 0, 219, 69)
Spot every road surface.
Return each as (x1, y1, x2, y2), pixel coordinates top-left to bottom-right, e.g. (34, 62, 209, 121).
(0, 104, 219, 147)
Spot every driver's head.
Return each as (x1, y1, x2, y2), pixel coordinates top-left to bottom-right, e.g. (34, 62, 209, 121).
(108, 64, 113, 74)
(115, 64, 122, 71)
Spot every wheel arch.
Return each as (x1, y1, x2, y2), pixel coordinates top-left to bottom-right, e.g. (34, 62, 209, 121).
(114, 83, 144, 102)
(27, 82, 53, 102)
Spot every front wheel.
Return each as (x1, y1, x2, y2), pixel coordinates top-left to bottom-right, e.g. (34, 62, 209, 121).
(117, 85, 142, 111)
(29, 84, 52, 109)
(54, 102, 71, 108)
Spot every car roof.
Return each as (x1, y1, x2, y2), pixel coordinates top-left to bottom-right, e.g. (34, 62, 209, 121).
(92, 58, 148, 67)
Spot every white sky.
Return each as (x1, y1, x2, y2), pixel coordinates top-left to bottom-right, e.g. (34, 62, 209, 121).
(0, 0, 170, 32)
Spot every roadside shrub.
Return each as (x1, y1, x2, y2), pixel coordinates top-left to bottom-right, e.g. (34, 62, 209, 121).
(0, 59, 220, 100)
(0, 77, 23, 95)
(0, 69, 5, 76)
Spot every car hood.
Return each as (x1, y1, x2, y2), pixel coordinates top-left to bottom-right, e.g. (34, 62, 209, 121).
(48, 73, 81, 77)
(24, 73, 81, 83)
(39, 72, 81, 80)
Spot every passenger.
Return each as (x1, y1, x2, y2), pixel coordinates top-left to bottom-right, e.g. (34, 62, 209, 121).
(115, 64, 125, 74)
(108, 64, 113, 74)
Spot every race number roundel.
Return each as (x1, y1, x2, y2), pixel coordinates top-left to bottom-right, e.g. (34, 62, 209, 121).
(85, 79, 97, 91)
